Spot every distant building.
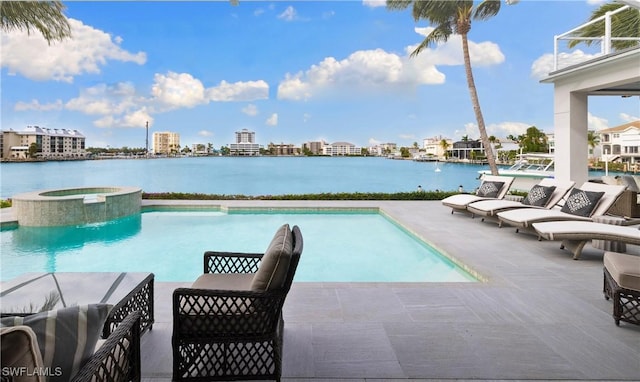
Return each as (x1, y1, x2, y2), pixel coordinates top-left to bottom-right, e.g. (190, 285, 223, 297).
(303, 141, 325, 155)
(153, 131, 180, 155)
(323, 142, 361, 156)
(229, 128, 260, 156)
(422, 136, 452, 158)
(268, 143, 297, 156)
(599, 120, 640, 165)
(1, 126, 86, 160)
(451, 139, 484, 160)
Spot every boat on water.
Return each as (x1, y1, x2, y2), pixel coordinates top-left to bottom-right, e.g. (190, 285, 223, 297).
(479, 153, 554, 191)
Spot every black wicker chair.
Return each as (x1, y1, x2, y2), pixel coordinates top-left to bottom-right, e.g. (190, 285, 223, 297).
(72, 310, 142, 382)
(172, 225, 303, 382)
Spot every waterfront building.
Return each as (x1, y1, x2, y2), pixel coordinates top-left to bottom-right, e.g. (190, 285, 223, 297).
(153, 131, 180, 155)
(229, 128, 260, 156)
(303, 141, 325, 155)
(267, 143, 298, 156)
(450, 139, 485, 161)
(599, 120, 640, 168)
(422, 136, 452, 159)
(323, 142, 361, 156)
(1, 126, 86, 160)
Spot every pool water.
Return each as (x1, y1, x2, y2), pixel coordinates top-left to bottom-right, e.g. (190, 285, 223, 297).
(0, 210, 476, 283)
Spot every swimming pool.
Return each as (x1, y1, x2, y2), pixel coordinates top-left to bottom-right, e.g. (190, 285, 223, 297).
(0, 209, 477, 283)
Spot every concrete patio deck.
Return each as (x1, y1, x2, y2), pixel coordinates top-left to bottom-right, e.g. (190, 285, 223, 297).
(136, 200, 639, 381)
(3, 200, 639, 380)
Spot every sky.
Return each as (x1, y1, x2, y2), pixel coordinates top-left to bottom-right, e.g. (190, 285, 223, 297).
(1, 0, 639, 150)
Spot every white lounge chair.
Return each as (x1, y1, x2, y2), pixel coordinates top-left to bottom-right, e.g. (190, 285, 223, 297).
(466, 178, 575, 222)
(533, 220, 640, 259)
(496, 182, 627, 232)
(441, 175, 515, 215)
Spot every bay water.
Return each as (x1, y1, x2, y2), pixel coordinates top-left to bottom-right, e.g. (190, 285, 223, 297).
(0, 156, 489, 199)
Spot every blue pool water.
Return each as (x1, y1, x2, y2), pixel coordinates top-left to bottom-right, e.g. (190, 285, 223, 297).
(0, 210, 476, 283)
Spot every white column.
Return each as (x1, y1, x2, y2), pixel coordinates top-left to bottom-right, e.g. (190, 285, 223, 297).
(553, 87, 589, 185)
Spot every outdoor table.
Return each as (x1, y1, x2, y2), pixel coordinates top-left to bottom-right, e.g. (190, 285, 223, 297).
(0, 272, 154, 338)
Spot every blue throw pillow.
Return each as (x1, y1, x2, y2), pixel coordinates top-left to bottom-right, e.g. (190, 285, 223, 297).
(1, 304, 111, 382)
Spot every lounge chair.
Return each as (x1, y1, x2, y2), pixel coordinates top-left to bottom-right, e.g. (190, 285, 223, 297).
(441, 175, 515, 215)
(603, 251, 640, 326)
(172, 224, 303, 382)
(466, 178, 575, 222)
(496, 182, 627, 232)
(532, 220, 640, 259)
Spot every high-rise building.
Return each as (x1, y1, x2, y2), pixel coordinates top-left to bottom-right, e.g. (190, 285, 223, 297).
(229, 129, 260, 156)
(152, 132, 180, 155)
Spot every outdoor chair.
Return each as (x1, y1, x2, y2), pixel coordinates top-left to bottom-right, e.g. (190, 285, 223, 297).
(1, 308, 141, 382)
(441, 175, 515, 215)
(172, 224, 303, 382)
(603, 251, 640, 326)
(496, 181, 626, 232)
(466, 178, 575, 222)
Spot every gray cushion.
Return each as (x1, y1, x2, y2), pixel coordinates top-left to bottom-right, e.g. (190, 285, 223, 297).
(560, 188, 605, 217)
(476, 181, 504, 198)
(522, 185, 556, 207)
(0, 304, 111, 382)
(250, 224, 293, 291)
(0, 325, 45, 382)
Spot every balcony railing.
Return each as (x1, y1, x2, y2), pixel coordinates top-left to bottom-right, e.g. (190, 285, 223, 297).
(553, 4, 640, 71)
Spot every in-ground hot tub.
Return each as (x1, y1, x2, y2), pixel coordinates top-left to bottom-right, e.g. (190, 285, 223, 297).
(12, 186, 142, 226)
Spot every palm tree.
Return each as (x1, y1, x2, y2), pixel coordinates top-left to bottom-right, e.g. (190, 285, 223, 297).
(0, 1, 71, 43)
(587, 130, 600, 158)
(386, 0, 502, 175)
(439, 138, 450, 159)
(568, 2, 640, 51)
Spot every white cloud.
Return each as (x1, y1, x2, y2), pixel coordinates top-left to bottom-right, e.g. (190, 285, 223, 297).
(362, 0, 386, 8)
(14, 99, 64, 111)
(207, 80, 269, 102)
(242, 104, 259, 116)
(303, 113, 311, 123)
(278, 6, 297, 21)
(368, 137, 382, 145)
(588, 112, 609, 131)
(277, 28, 504, 101)
(266, 113, 278, 126)
(0, 18, 146, 82)
(198, 130, 213, 137)
(620, 113, 640, 122)
(530, 50, 599, 79)
(151, 72, 206, 109)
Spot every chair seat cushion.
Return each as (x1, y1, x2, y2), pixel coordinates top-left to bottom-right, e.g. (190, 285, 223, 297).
(251, 224, 293, 291)
(604, 252, 640, 291)
(192, 273, 254, 291)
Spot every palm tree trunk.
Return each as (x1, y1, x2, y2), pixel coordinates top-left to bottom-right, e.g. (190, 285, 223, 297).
(461, 33, 499, 175)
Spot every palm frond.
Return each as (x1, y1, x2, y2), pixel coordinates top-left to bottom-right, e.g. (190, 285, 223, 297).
(567, 3, 640, 50)
(385, 0, 413, 11)
(411, 25, 451, 57)
(474, 0, 501, 21)
(0, 1, 71, 43)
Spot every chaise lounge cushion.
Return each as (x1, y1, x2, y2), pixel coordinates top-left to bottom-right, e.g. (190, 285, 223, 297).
(251, 224, 293, 291)
(0, 325, 45, 382)
(522, 185, 556, 207)
(0, 304, 111, 382)
(560, 188, 605, 217)
(604, 251, 640, 291)
(192, 273, 254, 291)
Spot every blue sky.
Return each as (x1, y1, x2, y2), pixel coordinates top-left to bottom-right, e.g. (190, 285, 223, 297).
(1, 0, 638, 150)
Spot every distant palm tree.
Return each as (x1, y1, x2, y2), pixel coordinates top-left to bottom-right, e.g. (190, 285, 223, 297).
(386, 0, 502, 175)
(568, 2, 640, 51)
(0, 1, 71, 43)
(439, 139, 450, 159)
(587, 130, 600, 157)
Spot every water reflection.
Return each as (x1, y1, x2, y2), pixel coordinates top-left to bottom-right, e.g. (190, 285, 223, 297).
(10, 213, 142, 252)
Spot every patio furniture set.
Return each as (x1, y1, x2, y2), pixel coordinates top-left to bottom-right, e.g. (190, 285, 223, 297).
(442, 176, 640, 327)
(1, 224, 303, 382)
